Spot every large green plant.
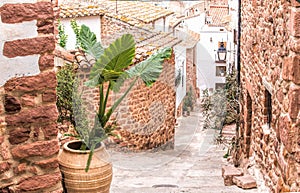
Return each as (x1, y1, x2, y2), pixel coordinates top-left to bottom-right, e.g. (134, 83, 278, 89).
(73, 24, 172, 171)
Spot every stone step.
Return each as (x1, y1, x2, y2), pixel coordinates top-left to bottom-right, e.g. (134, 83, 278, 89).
(222, 165, 244, 186)
(233, 175, 257, 189)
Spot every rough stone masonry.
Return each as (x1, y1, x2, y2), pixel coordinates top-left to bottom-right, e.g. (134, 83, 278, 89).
(0, 1, 63, 192)
(238, 0, 300, 192)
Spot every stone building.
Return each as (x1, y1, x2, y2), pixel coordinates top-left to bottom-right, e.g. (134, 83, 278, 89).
(237, 0, 300, 192)
(57, 2, 183, 150)
(0, 1, 63, 192)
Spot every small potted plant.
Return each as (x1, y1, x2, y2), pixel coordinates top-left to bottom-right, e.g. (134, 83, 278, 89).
(58, 24, 172, 193)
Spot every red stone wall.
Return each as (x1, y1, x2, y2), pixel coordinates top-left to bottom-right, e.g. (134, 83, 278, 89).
(0, 2, 62, 192)
(113, 53, 176, 150)
(93, 15, 177, 150)
(238, 0, 300, 192)
(76, 54, 176, 151)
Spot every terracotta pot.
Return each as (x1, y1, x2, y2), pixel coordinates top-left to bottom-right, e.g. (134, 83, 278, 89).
(58, 140, 113, 193)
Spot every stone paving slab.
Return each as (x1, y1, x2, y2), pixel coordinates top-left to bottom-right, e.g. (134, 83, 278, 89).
(108, 111, 261, 193)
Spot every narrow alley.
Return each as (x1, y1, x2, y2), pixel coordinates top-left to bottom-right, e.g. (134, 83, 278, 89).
(107, 108, 262, 193)
(0, 1, 299, 192)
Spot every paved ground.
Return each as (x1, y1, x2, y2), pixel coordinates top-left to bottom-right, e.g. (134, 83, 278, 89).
(106, 111, 261, 193)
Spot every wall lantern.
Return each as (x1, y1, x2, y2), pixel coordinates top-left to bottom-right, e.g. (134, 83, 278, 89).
(217, 42, 226, 62)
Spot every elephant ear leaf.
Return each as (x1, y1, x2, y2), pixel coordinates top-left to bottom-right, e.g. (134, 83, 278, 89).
(88, 34, 135, 84)
(126, 47, 172, 87)
(79, 24, 103, 59)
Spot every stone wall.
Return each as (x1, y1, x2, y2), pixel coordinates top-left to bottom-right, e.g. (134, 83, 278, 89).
(113, 53, 176, 150)
(0, 1, 62, 192)
(75, 54, 176, 150)
(238, 0, 300, 192)
(92, 15, 177, 150)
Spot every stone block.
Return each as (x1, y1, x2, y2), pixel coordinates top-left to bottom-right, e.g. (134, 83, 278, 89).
(5, 71, 57, 92)
(222, 165, 243, 186)
(6, 104, 58, 127)
(4, 94, 21, 114)
(39, 53, 54, 71)
(288, 84, 300, 119)
(290, 8, 300, 37)
(17, 172, 61, 191)
(13, 163, 37, 175)
(3, 36, 55, 58)
(21, 94, 36, 107)
(35, 158, 59, 169)
(290, 37, 300, 53)
(8, 127, 31, 145)
(0, 162, 10, 173)
(42, 90, 56, 103)
(283, 55, 300, 84)
(11, 139, 59, 159)
(279, 114, 297, 153)
(41, 123, 58, 139)
(37, 20, 54, 34)
(0, 2, 54, 24)
(233, 175, 257, 189)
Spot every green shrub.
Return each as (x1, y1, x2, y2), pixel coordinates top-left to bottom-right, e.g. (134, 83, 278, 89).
(56, 63, 76, 125)
(183, 86, 196, 112)
(201, 70, 239, 130)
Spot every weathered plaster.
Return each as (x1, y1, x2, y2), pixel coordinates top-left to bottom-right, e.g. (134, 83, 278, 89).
(0, 17, 40, 86)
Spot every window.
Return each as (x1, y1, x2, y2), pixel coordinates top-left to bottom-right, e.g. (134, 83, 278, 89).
(216, 66, 226, 77)
(264, 89, 272, 128)
(205, 16, 212, 24)
(234, 29, 238, 45)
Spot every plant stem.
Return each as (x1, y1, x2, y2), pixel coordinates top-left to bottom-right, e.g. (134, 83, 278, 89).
(102, 82, 111, 126)
(99, 84, 104, 121)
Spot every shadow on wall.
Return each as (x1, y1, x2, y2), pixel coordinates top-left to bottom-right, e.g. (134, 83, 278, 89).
(196, 43, 215, 91)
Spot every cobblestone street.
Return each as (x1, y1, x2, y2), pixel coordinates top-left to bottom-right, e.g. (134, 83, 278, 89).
(107, 111, 261, 193)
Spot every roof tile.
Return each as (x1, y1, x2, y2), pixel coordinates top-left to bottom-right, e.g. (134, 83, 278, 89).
(208, 5, 229, 27)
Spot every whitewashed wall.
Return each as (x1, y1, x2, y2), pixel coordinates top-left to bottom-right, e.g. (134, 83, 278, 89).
(0, 17, 39, 86)
(60, 16, 101, 50)
(197, 29, 227, 90)
(174, 45, 187, 109)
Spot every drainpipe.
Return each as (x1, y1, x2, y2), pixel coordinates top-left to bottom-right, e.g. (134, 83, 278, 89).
(237, 0, 241, 86)
(234, 0, 242, 167)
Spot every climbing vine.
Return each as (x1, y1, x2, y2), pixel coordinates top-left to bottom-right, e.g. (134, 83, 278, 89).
(70, 19, 81, 48)
(58, 19, 68, 48)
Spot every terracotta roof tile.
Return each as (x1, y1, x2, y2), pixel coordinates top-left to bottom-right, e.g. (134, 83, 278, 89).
(210, 0, 228, 6)
(59, 4, 105, 18)
(59, 0, 173, 25)
(100, 23, 181, 62)
(208, 5, 229, 27)
(55, 25, 181, 67)
(177, 29, 200, 48)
